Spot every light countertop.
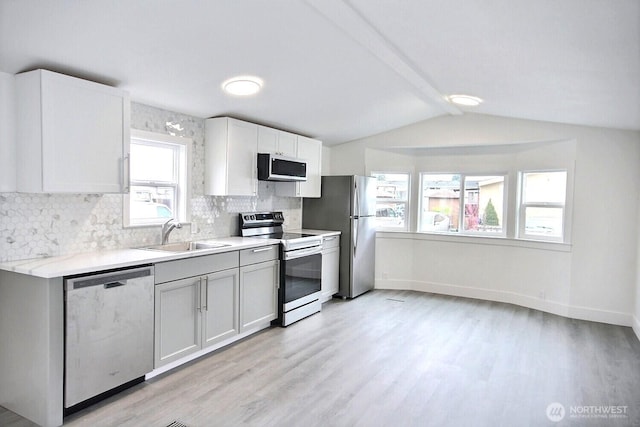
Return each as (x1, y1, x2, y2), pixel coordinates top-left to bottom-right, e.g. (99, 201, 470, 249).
(0, 237, 280, 279)
(0, 230, 341, 279)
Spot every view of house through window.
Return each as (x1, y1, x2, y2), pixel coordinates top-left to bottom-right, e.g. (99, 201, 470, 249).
(519, 171, 567, 240)
(419, 174, 506, 235)
(125, 131, 190, 227)
(372, 172, 409, 230)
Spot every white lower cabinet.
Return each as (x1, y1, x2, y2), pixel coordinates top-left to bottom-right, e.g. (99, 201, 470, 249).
(154, 277, 202, 366)
(154, 245, 279, 369)
(240, 259, 279, 332)
(154, 268, 239, 367)
(203, 269, 240, 347)
(321, 235, 340, 302)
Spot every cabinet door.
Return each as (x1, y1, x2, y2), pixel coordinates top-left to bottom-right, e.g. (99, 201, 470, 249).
(202, 269, 239, 348)
(0, 72, 15, 192)
(41, 73, 127, 193)
(321, 246, 340, 302)
(257, 126, 278, 153)
(276, 135, 322, 198)
(297, 136, 322, 197)
(154, 278, 202, 367)
(239, 260, 279, 332)
(277, 131, 297, 157)
(16, 70, 128, 193)
(227, 119, 258, 196)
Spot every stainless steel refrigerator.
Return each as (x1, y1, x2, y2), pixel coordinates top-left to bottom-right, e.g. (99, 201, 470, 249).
(303, 175, 376, 298)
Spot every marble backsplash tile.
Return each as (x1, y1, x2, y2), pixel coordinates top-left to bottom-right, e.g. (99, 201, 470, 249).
(0, 103, 301, 262)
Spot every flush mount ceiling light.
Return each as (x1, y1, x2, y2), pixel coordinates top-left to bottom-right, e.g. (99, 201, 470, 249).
(222, 76, 263, 96)
(446, 94, 483, 107)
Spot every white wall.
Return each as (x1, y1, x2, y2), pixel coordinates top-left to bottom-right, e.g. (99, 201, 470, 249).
(331, 113, 640, 327)
(0, 71, 16, 192)
(635, 189, 640, 339)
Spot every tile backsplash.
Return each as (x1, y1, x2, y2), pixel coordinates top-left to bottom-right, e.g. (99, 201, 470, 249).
(0, 103, 301, 262)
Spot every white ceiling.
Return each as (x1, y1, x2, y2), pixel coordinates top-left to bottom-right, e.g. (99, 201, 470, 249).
(1, 0, 638, 145)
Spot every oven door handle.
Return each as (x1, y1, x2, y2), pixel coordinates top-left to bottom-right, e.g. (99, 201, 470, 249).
(283, 246, 323, 260)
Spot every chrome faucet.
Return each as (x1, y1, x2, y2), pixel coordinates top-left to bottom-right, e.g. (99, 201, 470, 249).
(161, 219, 182, 244)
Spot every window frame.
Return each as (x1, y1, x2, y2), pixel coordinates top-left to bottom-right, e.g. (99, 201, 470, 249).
(418, 172, 508, 237)
(371, 171, 411, 232)
(517, 169, 567, 243)
(124, 129, 192, 228)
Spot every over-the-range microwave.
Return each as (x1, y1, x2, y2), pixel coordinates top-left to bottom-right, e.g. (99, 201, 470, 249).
(257, 153, 307, 182)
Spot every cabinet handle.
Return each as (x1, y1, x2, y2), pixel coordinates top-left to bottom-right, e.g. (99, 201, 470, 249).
(324, 236, 336, 241)
(122, 153, 130, 193)
(197, 277, 203, 312)
(203, 276, 208, 311)
(252, 247, 272, 253)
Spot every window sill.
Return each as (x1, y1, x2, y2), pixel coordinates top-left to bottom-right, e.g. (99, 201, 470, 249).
(376, 230, 572, 253)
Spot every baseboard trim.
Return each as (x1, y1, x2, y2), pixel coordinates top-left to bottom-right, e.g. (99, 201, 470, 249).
(375, 279, 633, 327)
(633, 315, 640, 342)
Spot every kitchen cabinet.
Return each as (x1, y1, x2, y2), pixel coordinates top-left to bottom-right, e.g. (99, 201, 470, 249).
(257, 125, 297, 157)
(203, 268, 240, 346)
(0, 72, 16, 192)
(239, 245, 279, 332)
(205, 117, 258, 196)
(154, 251, 239, 367)
(321, 234, 340, 302)
(276, 135, 323, 198)
(15, 69, 130, 193)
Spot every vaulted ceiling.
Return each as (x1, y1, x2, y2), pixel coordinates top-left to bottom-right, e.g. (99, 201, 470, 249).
(1, 0, 638, 144)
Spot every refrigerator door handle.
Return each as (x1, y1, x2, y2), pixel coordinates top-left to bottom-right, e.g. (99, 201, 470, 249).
(353, 217, 358, 256)
(354, 179, 360, 217)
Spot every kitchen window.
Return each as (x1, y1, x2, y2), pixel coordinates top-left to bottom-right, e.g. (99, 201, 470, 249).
(419, 173, 506, 235)
(518, 170, 567, 242)
(372, 172, 410, 231)
(124, 130, 191, 227)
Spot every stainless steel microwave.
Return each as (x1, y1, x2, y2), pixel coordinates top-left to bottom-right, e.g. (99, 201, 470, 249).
(257, 153, 307, 182)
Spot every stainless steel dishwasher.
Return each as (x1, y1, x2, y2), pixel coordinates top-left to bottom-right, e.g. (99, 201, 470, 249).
(64, 265, 154, 410)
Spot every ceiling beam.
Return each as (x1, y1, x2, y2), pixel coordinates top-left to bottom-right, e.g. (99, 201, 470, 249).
(304, 0, 461, 116)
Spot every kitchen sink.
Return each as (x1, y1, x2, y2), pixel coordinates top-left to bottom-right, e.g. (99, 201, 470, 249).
(142, 241, 231, 252)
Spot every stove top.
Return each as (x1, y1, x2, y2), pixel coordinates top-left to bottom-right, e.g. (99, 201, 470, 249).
(239, 211, 322, 251)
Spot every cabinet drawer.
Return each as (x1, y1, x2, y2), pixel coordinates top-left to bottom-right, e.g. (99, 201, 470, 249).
(240, 245, 279, 266)
(155, 251, 239, 284)
(322, 234, 340, 249)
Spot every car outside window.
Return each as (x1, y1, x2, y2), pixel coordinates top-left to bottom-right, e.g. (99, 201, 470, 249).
(124, 130, 191, 227)
(372, 172, 410, 231)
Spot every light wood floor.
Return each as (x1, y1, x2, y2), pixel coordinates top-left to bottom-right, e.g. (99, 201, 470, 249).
(2, 290, 640, 427)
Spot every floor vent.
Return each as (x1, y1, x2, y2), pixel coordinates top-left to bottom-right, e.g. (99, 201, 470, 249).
(167, 421, 188, 427)
(386, 298, 405, 303)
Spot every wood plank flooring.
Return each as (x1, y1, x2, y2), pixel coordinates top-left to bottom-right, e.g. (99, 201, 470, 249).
(2, 290, 640, 426)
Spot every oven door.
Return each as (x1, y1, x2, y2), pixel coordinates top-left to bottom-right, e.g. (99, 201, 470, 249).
(282, 246, 322, 311)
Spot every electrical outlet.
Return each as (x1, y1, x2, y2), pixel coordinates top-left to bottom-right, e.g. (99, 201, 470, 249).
(538, 290, 546, 300)
(382, 272, 389, 279)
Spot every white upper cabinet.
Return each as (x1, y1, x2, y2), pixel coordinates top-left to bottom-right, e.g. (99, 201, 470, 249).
(257, 126, 297, 158)
(0, 72, 16, 192)
(276, 135, 323, 198)
(15, 70, 130, 193)
(205, 117, 258, 196)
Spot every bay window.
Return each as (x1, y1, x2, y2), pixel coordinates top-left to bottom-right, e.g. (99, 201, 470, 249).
(372, 172, 410, 231)
(518, 170, 567, 241)
(419, 173, 506, 236)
